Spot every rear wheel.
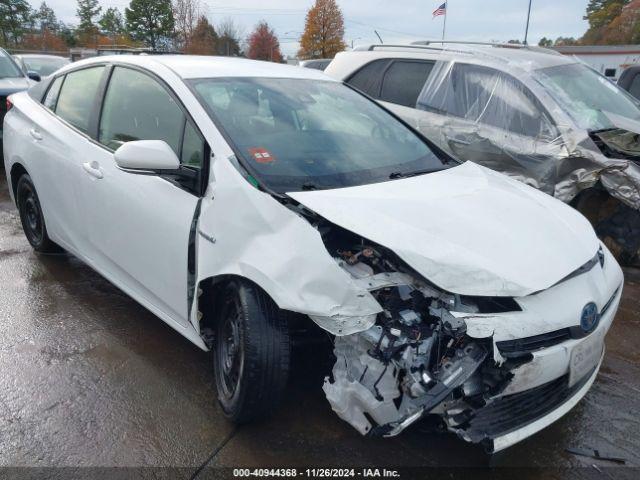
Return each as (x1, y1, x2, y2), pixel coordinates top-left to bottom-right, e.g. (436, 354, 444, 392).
(214, 280, 290, 423)
(573, 188, 640, 265)
(16, 174, 62, 254)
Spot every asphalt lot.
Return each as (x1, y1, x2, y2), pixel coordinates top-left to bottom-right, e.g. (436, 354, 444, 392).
(1, 170, 639, 478)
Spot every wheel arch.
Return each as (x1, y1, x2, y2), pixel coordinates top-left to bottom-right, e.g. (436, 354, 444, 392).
(9, 162, 29, 204)
(195, 273, 283, 347)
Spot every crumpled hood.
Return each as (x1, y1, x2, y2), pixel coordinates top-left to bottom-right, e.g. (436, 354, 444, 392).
(289, 162, 599, 297)
(0, 77, 30, 95)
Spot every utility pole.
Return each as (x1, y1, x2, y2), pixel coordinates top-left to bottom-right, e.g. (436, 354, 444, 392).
(524, 0, 533, 45)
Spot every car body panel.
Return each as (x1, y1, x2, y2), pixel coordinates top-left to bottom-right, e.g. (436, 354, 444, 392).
(290, 161, 599, 297)
(193, 154, 383, 329)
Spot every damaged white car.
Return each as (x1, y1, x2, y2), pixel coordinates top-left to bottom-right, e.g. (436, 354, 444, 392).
(3, 55, 623, 452)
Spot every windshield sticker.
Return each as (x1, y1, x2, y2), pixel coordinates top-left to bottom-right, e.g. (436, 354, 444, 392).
(248, 147, 276, 164)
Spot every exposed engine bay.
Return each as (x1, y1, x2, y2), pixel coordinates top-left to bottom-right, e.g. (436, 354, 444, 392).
(318, 223, 531, 441)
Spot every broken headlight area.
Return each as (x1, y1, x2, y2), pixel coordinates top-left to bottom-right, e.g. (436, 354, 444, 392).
(589, 128, 640, 161)
(319, 224, 530, 441)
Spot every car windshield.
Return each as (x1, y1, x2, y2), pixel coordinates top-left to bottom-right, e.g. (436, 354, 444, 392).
(22, 56, 69, 76)
(534, 63, 640, 131)
(0, 53, 24, 79)
(190, 77, 447, 192)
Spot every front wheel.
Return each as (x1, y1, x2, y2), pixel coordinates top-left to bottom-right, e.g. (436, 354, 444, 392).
(573, 188, 640, 266)
(214, 280, 290, 423)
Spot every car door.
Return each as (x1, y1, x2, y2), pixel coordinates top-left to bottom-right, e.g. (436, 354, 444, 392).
(78, 65, 207, 328)
(25, 66, 106, 251)
(414, 62, 562, 184)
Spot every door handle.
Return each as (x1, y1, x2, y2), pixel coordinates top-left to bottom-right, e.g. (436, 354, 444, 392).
(82, 161, 104, 179)
(29, 128, 42, 141)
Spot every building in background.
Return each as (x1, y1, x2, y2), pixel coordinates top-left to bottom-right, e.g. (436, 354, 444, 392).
(551, 44, 640, 81)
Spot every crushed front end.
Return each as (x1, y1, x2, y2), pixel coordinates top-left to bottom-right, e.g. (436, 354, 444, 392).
(318, 225, 622, 452)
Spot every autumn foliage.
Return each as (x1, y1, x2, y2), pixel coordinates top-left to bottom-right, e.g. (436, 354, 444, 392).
(184, 16, 218, 55)
(298, 0, 347, 60)
(247, 21, 282, 62)
(582, 0, 640, 44)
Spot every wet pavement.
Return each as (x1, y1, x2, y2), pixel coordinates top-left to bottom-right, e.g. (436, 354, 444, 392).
(1, 171, 639, 478)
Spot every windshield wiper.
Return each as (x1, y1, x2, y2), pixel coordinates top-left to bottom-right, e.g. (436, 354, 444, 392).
(301, 182, 322, 191)
(388, 169, 435, 180)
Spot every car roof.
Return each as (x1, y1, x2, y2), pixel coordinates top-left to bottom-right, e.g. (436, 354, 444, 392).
(63, 55, 337, 81)
(15, 54, 69, 60)
(337, 43, 576, 73)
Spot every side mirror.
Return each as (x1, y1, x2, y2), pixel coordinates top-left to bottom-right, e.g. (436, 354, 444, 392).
(27, 71, 41, 82)
(114, 140, 180, 172)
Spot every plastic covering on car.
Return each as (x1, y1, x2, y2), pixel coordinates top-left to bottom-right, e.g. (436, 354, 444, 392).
(412, 52, 640, 212)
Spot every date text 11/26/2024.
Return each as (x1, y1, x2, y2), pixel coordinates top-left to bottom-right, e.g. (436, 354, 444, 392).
(233, 469, 401, 478)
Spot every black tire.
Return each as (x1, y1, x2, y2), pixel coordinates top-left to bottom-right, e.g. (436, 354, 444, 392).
(213, 280, 290, 423)
(16, 174, 62, 254)
(573, 188, 639, 266)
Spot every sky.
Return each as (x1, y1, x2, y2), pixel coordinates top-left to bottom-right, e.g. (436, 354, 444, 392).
(34, 0, 590, 56)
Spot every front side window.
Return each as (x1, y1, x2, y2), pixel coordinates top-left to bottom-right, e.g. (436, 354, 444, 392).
(55, 66, 105, 134)
(534, 63, 640, 131)
(191, 78, 447, 192)
(99, 67, 185, 153)
(181, 121, 205, 168)
(419, 63, 555, 138)
(380, 61, 434, 108)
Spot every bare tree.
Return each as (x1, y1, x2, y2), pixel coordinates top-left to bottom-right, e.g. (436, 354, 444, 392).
(173, 0, 200, 51)
(217, 17, 244, 56)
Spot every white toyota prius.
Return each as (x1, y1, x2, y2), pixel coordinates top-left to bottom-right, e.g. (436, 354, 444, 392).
(3, 55, 623, 452)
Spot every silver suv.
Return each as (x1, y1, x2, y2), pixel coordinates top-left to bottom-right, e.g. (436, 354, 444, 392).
(326, 42, 640, 263)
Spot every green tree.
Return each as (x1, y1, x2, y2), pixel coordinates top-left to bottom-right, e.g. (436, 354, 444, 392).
(125, 0, 174, 50)
(0, 0, 32, 46)
(538, 37, 553, 47)
(58, 22, 78, 47)
(554, 36, 579, 46)
(36, 1, 58, 32)
(77, 0, 101, 34)
(99, 7, 124, 37)
(216, 18, 242, 56)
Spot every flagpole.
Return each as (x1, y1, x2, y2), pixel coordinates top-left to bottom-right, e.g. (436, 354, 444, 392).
(442, 1, 448, 42)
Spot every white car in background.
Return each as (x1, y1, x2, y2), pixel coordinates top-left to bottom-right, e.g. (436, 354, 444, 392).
(3, 55, 623, 452)
(13, 54, 71, 80)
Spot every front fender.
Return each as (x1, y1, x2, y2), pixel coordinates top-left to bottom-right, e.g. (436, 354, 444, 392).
(193, 156, 382, 332)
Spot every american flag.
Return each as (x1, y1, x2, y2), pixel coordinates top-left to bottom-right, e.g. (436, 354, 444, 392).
(433, 2, 447, 18)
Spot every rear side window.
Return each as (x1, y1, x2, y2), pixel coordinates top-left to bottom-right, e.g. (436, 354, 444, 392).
(630, 74, 640, 100)
(420, 63, 555, 138)
(43, 76, 64, 111)
(55, 67, 105, 133)
(99, 67, 185, 153)
(380, 61, 434, 107)
(346, 59, 390, 97)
